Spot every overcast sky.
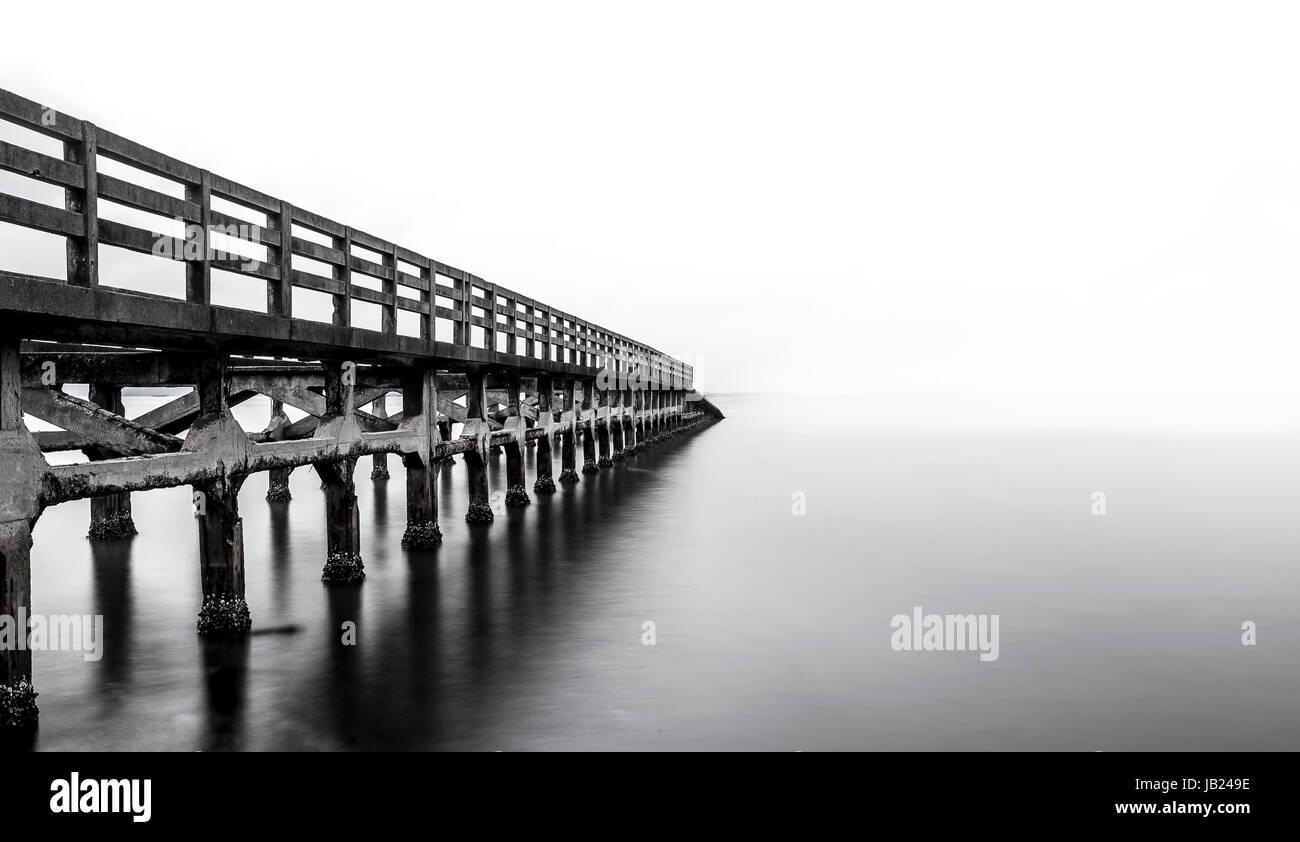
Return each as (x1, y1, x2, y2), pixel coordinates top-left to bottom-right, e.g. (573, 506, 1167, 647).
(2, 1, 1299, 398)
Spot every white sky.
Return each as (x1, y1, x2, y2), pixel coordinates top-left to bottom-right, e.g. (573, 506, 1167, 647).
(2, 1, 1299, 398)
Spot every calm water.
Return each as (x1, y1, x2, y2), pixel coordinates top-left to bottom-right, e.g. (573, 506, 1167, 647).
(24, 394, 1300, 750)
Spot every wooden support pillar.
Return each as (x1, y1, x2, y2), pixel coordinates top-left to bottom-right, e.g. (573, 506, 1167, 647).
(504, 371, 530, 506)
(463, 369, 494, 522)
(533, 373, 556, 493)
(319, 361, 365, 582)
(558, 378, 579, 484)
(644, 387, 654, 444)
(630, 387, 645, 453)
(611, 384, 626, 460)
(0, 337, 40, 729)
(595, 379, 612, 468)
(0, 519, 36, 729)
(581, 377, 599, 474)
(265, 399, 292, 501)
(592, 379, 611, 470)
(193, 475, 250, 634)
(370, 393, 390, 480)
(651, 389, 662, 441)
(401, 370, 441, 548)
(86, 383, 136, 540)
(624, 387, 635, 454)
(192, 357, 252, 633)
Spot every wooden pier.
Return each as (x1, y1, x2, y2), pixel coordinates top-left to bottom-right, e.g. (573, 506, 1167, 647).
(0, 88, 723, 730)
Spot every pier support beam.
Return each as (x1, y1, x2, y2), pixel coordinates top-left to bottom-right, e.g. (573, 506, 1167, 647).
(0, 520, 36, 729)
(193, 475, 251, 634)
(463, 369, 494, 522)
(503, 371, 530, 506)
(85, 383, 137, 540)
(401, 370, 441, 548)
(624, 387, 634, 454)
(189, 357, 252, 634)
(581, 377, 600, 474)
(318, 362, 364, 582)
(596, 381, 613, 468)
(265, 399, 292, 500)
(370, 393, 390, 480)
(630, 388, 645, 453)
(652, 389, 663, 441)
(558, 378, 579, 484)
(610, 385, 626, 460)
(0, 337, 41, 729)
(533, 374, 556, 493)
(319, 458, 363, 581)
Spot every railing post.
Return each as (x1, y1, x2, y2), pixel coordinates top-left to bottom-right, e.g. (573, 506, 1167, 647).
(185, 170, 211, 304)
(483, 279, 496, 357)
(382, 246, 398, 336)
(270, 201, 293, 317)
(421, 265, 433, 342)
(455, 273, 470, 347)
(63, 122, 98, 287)
(334, 228, 352, 327)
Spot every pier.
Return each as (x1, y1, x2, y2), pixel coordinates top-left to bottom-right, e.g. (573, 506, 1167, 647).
(0, 88, 723, 729)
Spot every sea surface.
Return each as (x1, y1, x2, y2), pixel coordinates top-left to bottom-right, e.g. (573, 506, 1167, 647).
(23, 393, 1300, 750)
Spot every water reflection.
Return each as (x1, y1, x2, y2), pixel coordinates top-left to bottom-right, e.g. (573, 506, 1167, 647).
(23, 397, 1300, 750)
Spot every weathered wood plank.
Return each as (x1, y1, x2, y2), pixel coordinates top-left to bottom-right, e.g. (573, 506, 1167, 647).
(0, 141, 83, 188)
(0, 192, 84, 237)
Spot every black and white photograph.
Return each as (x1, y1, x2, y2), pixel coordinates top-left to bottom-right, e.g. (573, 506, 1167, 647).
(0, 0, 1291, 825)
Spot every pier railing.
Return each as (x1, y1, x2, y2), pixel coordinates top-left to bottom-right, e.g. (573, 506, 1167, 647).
(0, 88, 691, 389)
